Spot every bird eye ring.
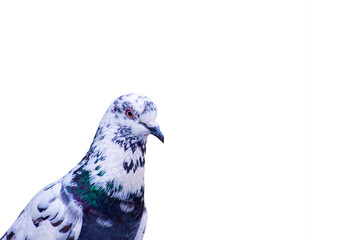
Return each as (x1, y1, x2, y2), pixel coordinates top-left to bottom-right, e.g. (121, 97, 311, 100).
(125, 109, 134, 118)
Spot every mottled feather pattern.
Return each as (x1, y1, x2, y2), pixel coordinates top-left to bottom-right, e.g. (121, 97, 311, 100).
(1, 94, 163, 240)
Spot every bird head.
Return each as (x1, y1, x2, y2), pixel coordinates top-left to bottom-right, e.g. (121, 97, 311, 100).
(107, 93, 164, 143)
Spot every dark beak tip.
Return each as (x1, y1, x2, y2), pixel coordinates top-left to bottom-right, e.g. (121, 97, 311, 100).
(157, 133, 165, 143)
(149, 126, 164, 143)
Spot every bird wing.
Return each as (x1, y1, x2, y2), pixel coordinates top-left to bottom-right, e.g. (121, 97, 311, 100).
(134, 207, 147, 240)
(1, 180, 83, 240)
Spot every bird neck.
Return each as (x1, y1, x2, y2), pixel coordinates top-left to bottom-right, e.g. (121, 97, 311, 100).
(76, 121, 148, 201)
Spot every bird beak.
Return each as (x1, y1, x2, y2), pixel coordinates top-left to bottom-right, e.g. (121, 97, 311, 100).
(143, 121, 164, 143)
(149, 126, 164, 143)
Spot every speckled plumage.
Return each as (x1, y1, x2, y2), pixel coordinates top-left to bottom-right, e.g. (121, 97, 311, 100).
(1, 94, 164, 240)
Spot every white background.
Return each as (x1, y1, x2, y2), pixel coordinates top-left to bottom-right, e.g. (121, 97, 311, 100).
(0, 1, 359, 239)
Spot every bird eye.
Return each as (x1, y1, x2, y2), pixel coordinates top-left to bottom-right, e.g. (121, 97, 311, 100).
(125, 109, 134, 118)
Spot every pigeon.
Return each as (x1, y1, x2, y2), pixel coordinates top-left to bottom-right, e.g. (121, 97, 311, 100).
(1, 93, 164, 240)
